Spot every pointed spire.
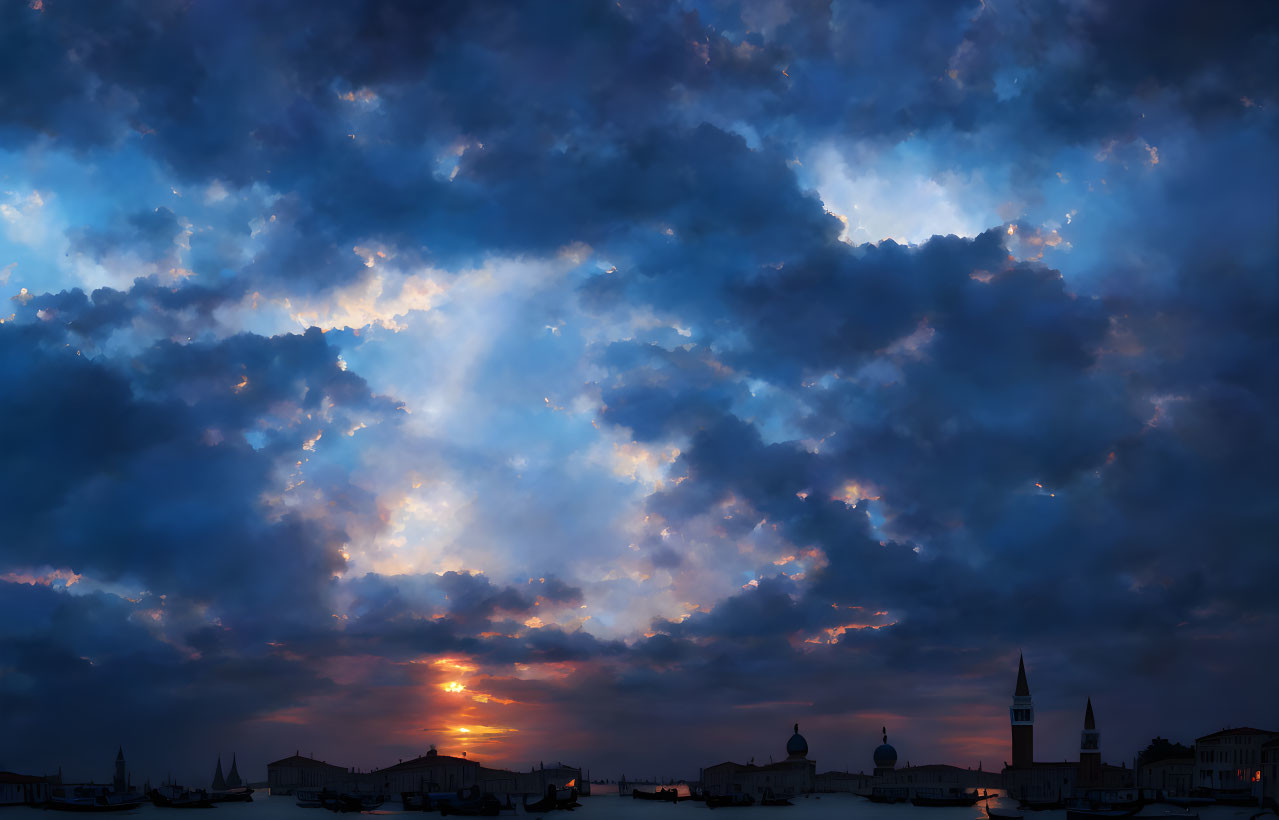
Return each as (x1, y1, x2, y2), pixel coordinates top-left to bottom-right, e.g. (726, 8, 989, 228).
(116, 746, 125, 761)
(1015, 653, 1030, 696)
(1084, 698, 1096, 730)
(793, 723, 799, 735)
(882, 726, 887, 744)
(226, 754, 242, 788)
(212, 756, 227, 791)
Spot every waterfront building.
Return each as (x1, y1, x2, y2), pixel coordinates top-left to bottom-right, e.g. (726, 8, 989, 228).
(702, 724, 816, 798)
(1137, 757, 1194, 797)
(364, 747, 480, 795)
(1000, 656, 1134, 801)
(865, 729, 999, 798)
(1261, 738, 1278, 808)
(1193, 727, 1278, 793)
(0, 772, 54, 806)
(814, 769, 872, 793)
(265, 753, 351, 795)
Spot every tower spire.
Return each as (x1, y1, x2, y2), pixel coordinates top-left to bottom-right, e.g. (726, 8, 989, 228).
(1084, 697, 1096, 730)
(1015, 653, 1030, 696)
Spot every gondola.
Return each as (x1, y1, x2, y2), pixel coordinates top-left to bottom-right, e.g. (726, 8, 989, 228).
(46, 788, 147, 813)
(206, 788, 254, 804)
(987, 806, 1025, 820)
(759, 788, 792, 806)
(912, 791, 992, 807)
(632, 788, 679, 802)
(322, 793, 384, 813)
(437, 792, 512, 816)
(705, 793, 755, 808)
(521, 785, 579, 813)
(148, 789, 215, 809)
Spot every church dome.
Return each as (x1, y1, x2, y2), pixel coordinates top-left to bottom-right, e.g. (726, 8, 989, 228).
(874, 727, 897, 768)
(786, 724, 808, 759)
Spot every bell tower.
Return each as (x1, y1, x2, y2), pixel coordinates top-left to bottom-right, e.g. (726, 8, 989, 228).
(1079, 698, 1101, 788)
(1010, 654, 1034, 769)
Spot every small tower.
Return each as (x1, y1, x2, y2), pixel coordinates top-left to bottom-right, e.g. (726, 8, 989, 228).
(113, 747, 127, 792)
(212, 756, 227, 791)
(1010, 654, 1035, 769)
(1078, 698, 1101, 789)
(873, 727, 898, 777)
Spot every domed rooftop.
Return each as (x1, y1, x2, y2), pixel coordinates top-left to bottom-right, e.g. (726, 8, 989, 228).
(874, 727, 897, 768)
(786, 723, 808, 759)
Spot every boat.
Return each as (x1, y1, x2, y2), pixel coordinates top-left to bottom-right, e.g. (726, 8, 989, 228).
(863, 786, 910, 803)
(759, 788, 793, 806)
(632, 787, 679, 802)
(321, 793, 385, 812)
(705, 793, 755, 808)
(912, 789, 993, 807)
(148, 789, 215, 808)
(296, 789, 327, 808)
(521, 785, 578, 813)
(437, 792, 513, 816)
(206, 788, 254, 803)
(987, 806, 1026, 820)
(47, 787, 147, 813)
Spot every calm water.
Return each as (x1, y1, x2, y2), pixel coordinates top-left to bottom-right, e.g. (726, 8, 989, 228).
(6, 792, 1270, 820)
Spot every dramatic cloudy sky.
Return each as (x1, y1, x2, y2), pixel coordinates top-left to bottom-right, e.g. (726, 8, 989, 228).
(2, 0, 1277, 786)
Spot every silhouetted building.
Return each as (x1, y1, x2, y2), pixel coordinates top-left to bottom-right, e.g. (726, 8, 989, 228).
(1000, 657, 1134, 801)
(1136, 737, 1193, 797)
(877, 763, 1001, 791)
(1138, 757, 1193, 797)
(702, 723, 816, 798)
(814, 769, 872, 793)
(1194, 727, 1277, 792)
(1261, 738, 1279, 808)
(113, 747, 129, 792)
(367, 747, 479, 794)
(266, 754, 350, 794)
(0, 773, 54, 806)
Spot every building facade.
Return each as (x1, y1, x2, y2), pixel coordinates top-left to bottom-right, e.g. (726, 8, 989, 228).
(702, 724, 816, 798)
(1194, 727, 1278, 793)
(0, 773, 54, 806)
(1137, 757, 1194, 797)
(1261, 738, 1278, 808)
(266, 754, 352, 794)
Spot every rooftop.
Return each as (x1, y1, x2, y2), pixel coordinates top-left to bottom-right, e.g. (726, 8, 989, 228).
(266, 755, 347, 770)
(1196, 727, 1279, 742)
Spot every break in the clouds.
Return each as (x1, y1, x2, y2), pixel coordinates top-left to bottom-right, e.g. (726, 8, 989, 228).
(1, 0, 1276, 785)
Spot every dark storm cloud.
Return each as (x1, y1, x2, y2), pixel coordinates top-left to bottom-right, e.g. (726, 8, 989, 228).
(1, 0, 1276, 780)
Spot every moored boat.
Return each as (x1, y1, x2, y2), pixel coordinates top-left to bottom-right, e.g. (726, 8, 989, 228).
(705, 793, 755, 808)
(148, 788, 215, 808)
(759, 788, 792, 806)
(47, 787, 147, 813)
(912, 789, 993, 807)
(987, 805, 1025, 820)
